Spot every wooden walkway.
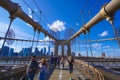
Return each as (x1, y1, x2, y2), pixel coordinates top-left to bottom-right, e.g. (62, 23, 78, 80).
(34, 61, 89, 80)
(49, 62, 89, 80)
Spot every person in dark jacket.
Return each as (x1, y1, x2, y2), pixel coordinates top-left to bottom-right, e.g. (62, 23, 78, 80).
(27, 56, 38, 80)
(68, 56, 74, 80)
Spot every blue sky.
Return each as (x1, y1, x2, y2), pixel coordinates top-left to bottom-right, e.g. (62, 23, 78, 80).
(0, 0, 120, 57)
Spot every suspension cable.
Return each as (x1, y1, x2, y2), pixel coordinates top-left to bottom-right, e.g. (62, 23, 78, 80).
(0, 16, 15, 56)
(22, 0, 41, 21)
(31, 29, 36, 53)
(14, 40, 18, 53)
(111, 22, 120, 47)
(78, 36, 81, 56)
(84, 34, 89, 57)
(44, 34, 46, 55)
(88, 32, 93, 58)
(23, 0, 49, 30)
(32, 0, 49, 23)
(48, 37, 50, 56)
(36, 31, 40, 47)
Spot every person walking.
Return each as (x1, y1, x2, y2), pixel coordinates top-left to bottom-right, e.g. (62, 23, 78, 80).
(49, 56, 54, 69)
(68, 56, 74, 80)
(38, 58, 48, 80)
(27, 56, 38, 80)
(61, 56, 65, 69)
(57, 56, 61, 69)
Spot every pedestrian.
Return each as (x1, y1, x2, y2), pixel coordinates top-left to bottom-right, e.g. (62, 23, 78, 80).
(54, 56, 57, 67)
(57, 56, 61, 68)
(61, 56, 65, 69)
(68, 56, 74, 80)
(38, 58, 48, 80)
(27, 56, 38, 80)
(49, 56, 54, 69)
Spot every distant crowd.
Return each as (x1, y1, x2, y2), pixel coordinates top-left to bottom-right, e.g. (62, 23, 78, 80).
(21, 55, 74, 80)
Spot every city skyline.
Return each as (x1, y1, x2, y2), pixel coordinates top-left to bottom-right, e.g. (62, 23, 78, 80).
(0, 45, 52, 57)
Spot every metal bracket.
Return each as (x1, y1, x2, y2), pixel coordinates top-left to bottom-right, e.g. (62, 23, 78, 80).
(9, 5, 20, 21)
(100, 4, 114, 24)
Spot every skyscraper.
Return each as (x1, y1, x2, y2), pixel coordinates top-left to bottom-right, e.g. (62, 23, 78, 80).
(1, 46, 9, 56)
(40, 48, 43, 55)
(43, 47, 46, 55)
(101, 52, 106, 58)
(34, 47, 40, 56)
(8, 48, 14, 57)
(48, 46, 51, 55)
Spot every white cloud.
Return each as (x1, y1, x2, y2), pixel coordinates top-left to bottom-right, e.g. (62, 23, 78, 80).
(27, 8, 33, 27)
(28, 8, 32, 18)
(0, 22, 33, 41)
(37, 45, 48, 49)
(99, 31, 108, 37)
(104, 46, 110, 49)
(92, 43, 102, 49)
(0, 40, 3, 48)
(38, 36, 54, 45)
(0, 23, 8, 37)
(37, 46, 49, 52)
(47, 20, 66, 32)
(76, 23, 79, 26)
(43, 36, 54, 41)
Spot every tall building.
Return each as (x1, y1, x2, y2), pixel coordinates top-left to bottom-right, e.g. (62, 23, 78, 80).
(8, 48, 14, 57)
(48, 46, 51, 55)
(101, 52, 106, 58)
(12, 52, 18, 56)
(43, 47, 46, 55)
(72, 52, 75, 56)
(1, 46, 9, 56)
(78, 53, 82, 57)
(22, 47, 31, 56)
(34, 47, 41, 56)
(40, 48, 43, 55)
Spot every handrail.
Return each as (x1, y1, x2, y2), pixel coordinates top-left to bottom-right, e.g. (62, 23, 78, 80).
(75, 60, 104, 80)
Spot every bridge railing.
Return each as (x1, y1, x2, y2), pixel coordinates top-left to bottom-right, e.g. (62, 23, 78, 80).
(0, 65, 27, 80)
(75, 60, 104, 80)
(0, 57, 52, 80)
(0, 56, 50, 65)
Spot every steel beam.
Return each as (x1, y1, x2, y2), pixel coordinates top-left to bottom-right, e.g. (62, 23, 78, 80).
(0, 0, 57, 40)
(68, 0, 120, 41)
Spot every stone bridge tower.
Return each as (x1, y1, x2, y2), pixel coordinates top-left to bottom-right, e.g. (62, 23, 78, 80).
(54, 40, 71, 56)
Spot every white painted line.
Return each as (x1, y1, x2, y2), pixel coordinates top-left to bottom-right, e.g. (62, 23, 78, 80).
(58, 70, 63, 80)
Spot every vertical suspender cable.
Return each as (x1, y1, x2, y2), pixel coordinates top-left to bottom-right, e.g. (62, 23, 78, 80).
(88, 33, 93, 57)
(0, 17, 15, 56)
(111, 23, 120, 47)
(84, 35, 89, 57)
(31, 29, 36, 53)
(79, 36, 81, 56)
(36, 31, 40, 47)
(44, 34, 46, 55)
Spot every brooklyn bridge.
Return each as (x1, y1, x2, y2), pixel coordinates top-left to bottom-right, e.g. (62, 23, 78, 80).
(0, 0, 120, 80)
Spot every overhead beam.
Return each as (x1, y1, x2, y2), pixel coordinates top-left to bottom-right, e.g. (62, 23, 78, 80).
(68, 0, 120, 41)
(0, 0, 57, 40)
